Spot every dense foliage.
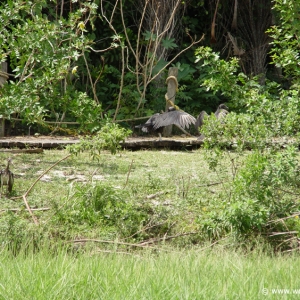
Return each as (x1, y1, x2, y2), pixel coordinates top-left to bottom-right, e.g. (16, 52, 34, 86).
(0, 0, 298, 129)
(0, 0, 300, 253)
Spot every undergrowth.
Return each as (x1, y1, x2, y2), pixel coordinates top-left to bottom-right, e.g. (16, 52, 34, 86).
(0, 145, 299, 255)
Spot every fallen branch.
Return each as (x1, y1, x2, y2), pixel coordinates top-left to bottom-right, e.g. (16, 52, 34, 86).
(115, 116, 151, 123)
(275, 188, 300, 196)
(12, 154, 71, 225)
(137, 231, 198, 246)
(0, 207, 50, 212)
(198, 237, 230, 252)
(267, 212, 300, 224)
(123, 220, 169, 241)
(282, 247, 300, 253)
(69, 238, 152, 249)
(9, 117, 79, 125)
(66, 238, 177, 252)
(276, 236, 298, 250)
(268, 231, 298, 237)
(92, 250, 140, 256)
(198, 181, 226, 187)
(146, 191, 166, 199)
(24, 154, 72, 198)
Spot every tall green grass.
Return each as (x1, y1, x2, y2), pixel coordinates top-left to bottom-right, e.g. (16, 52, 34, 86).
(0, 144, 299, 300)
(0, 246, 299, 299)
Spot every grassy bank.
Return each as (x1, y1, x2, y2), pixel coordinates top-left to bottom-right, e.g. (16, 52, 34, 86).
(0, 147, 299, 251)
(0, 247, 299, 299)
(0, 149, 223, 247)
(0, 148, 299, 299)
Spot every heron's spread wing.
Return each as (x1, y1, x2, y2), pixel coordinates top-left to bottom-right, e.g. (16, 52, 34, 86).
(136, 114, 160, 132)
(153, 111, 196, 130)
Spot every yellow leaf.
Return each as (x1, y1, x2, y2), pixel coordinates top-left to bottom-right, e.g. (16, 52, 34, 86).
(72, 66, 78, 74)
(78, 22, 85, 30)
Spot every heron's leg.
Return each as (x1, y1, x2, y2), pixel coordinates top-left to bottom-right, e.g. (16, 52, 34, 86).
(158, 133, 162, 141)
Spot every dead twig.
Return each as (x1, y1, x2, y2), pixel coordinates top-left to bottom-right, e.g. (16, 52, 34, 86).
(267, 212, 300, 224)
(124, 159, 134, 188)
(24, 154, 72, 198)
(69, 238, 150, 249)
(115, 116, 152, 123)
(92, 250, 140, 256)
(0, 207, 50, 212)
(197, 181, 225, 187)
(137, 231, 198, 246)
(275, 236, 298, 250)
(22, 195, 39, 225)
(282, 247, 300, 253)
(173, 124, 194, 137)
(12, 154, 71, 225)
(146, 191, 166, 199)
(123, 220, 169, 240)
(268, 231, 298, 237)
(197, 237, 230, 252)
(66, 238, 178, 252)
(275, 188, 300, 196)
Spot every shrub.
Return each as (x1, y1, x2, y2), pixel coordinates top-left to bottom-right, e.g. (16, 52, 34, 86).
(199, 146, 300, 246)
(67, 118, 132, 158)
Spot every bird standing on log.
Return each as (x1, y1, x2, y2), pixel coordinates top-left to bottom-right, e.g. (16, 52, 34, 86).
(135, 107, 196, 140)
(195, 104, 229, 140)
(0, 157, 14, 196)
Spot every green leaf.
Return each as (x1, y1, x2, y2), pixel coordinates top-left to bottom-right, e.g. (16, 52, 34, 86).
(142, 31, 157, 41)
(162, 37, 178, 50)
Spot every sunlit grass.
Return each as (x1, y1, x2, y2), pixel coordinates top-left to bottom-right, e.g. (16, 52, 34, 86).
(0, 246, 299, 299)
(0, 149, 299, 298)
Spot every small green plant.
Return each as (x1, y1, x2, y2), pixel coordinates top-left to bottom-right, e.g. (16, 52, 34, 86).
(54, 181, 155, 239)
(67, 118, 132, 158)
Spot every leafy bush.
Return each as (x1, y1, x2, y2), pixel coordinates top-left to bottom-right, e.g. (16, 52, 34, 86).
(67, 118, 132, 158)
(267, 0, 300, 86)
(0, 0, 102, 129)
(194, 46, 300, 138)
(199, 146, 300, 246)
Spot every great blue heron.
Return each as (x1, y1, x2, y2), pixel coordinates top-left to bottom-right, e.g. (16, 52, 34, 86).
(195, 104, 229, 140)
(0, 158, 14, 196)
(135, 107, 196, 139)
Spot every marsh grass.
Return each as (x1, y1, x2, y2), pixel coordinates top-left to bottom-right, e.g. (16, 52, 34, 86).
(0, 245, 299, 299)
